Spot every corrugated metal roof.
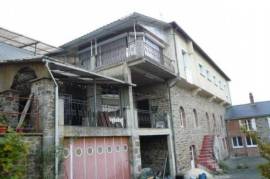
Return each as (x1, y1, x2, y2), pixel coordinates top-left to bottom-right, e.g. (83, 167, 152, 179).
(225, 101, 270, 120)
(0, 27, 60, 55)
(0, 42, 35, 60)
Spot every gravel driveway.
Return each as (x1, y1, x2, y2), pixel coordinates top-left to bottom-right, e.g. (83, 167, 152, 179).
(215, 156, 267, 179)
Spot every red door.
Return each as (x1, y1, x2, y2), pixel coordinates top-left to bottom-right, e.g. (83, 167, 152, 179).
(63, 137, 131, 179)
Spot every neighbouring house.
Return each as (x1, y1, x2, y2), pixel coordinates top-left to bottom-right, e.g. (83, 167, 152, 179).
(0, 12, 231, 179)
(225, 93, 270, 157)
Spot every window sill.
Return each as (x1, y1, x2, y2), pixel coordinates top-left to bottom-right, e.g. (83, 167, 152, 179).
(232, 146, 244, 149)
(246, 145, 257, 148)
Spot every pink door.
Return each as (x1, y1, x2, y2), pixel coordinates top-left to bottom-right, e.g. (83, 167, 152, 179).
(64, 137, 131, 179)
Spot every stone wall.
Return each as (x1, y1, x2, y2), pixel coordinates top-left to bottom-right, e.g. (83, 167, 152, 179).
(23, 135, 43, 179)
(170, 85, 227, 173)
(0, 90, 19, 128)
(140, 135, 169, 175)
(256, 117, 270, 143)
(31, 78, 56, 178)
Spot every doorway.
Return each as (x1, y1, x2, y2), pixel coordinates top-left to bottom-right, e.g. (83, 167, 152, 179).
(190, 145, 196, 169)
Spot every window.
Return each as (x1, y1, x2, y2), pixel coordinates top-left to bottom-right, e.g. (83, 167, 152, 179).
(220, 115, 224, 129)
(231, 136, 243, 148)
(206, 70, 211, 81)
(245, 136, 257, 147)
(213, 76, 218, 86)
(240, 119, 256, 131)
(206, 112, 210, 130)
(179, 106, 186, 127)
(199, 64, 205, 77)
(193, 109, 198, 127)
(213, 114, 216, 129)
(267, 117, 270, 128)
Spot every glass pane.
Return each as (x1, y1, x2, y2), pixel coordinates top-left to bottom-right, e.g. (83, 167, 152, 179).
(238, 137, 243, 146)
(246, 136, 251, 145)
(233, 137, 237, 146)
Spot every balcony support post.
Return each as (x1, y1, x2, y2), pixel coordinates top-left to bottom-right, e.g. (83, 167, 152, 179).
(93, 78, 97, 126)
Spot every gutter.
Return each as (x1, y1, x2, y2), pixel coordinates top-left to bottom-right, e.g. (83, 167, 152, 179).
(45, 60, 59, 179)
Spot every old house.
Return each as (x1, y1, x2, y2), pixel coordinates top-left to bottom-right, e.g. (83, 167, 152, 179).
(0, 12, 231, 179)
(225, 93, 270, 157)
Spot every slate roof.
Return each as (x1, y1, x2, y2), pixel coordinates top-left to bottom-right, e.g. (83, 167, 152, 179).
(0, 42, 35, 60)
(225, 101, 270, 120)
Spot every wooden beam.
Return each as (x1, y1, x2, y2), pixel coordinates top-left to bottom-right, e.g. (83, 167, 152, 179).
(17, 93, 33, 128)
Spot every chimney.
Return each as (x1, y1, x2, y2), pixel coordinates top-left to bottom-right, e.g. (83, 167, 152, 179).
(249, 93, 255, 104)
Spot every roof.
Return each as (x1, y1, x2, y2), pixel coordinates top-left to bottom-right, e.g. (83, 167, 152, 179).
(46, 59, 135, 86)
(0, 27, 60, 55)
(61, 12, 170, 49)
(0, 42, 35, 60)
(60, 12, 230, 81)
(0, 56, 133, 86)
(225, 101, 270, 120)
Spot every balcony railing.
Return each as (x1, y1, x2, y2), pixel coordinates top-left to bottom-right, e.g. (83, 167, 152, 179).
(62, 97, 126, 128)
(137, 109, 168, 128)
(96, 40, 175, 73)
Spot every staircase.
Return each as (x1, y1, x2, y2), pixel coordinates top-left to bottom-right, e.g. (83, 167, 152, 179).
(197, 135, 219, 172)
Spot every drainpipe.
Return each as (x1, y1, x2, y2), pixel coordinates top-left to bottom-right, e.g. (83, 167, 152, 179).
(167, 82, 178, 176)
(45, 60, 59, 179)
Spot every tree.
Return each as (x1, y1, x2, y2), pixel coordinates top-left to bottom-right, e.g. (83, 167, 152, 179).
(243, 129, 270, 179)
(0, 131, 29, 179)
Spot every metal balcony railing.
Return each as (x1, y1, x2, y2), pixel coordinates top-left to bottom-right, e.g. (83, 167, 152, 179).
(95, 41, 175, 73)
(137, 109, 168, 128)
(62, 97, 126, 128)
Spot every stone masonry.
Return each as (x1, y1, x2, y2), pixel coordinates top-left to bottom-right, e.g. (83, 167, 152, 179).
(170, 85, 227, 173)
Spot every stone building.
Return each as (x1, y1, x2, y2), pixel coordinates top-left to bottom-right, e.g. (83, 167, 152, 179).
(225, 93, 270, 157)
(0, 12, 231, 179)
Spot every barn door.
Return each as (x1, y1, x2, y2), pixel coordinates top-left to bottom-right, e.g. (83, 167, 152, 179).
(64, 137, 130, 179)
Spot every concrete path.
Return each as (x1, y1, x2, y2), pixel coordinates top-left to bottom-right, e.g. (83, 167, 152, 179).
(215, 156, 267, 179)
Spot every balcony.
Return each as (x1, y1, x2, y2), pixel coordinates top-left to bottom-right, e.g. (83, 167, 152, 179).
(95, 40, 176, 80)
(62, 96, 126, 128)
(137, 109, 168, 129)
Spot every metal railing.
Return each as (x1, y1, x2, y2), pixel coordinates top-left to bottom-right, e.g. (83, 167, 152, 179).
(95, 40, 175, 73)
(62, 97, 126, 128)
(0, 95, 40, 133)
(137, 109, 168, 128)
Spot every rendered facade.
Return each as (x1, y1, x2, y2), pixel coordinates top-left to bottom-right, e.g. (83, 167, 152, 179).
(0, 13, 231, 178)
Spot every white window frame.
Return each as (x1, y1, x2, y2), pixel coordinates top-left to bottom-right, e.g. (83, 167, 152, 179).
(239, 119, 256, 131)
(245, 136, 257, 147)
(231, 136, 243, 148)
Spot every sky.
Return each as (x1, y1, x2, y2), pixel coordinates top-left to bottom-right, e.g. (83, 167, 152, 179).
(1, 0, 269, 105)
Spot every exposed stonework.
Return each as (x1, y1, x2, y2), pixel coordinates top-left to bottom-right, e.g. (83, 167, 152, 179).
(170, 85, 227, 173)
(256, 117, 270, 143)
(0, 90, 19, 128)
(23, 135, 42, 179)
(140, 135, 169, 175)
(31, 78, 56, 178)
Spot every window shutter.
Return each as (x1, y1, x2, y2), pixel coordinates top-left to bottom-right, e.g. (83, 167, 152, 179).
(251, 118, 257, 130)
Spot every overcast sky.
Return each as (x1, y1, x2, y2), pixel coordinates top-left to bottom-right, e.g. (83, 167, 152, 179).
(1, 0, 269, 105)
